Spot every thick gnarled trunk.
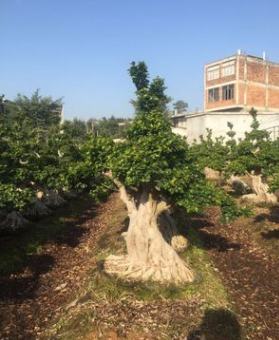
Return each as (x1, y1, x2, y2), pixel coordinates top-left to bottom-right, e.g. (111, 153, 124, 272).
(242, 173, 277, 204)
(104, 180, 194, 285)
(159, 211, 188, 253)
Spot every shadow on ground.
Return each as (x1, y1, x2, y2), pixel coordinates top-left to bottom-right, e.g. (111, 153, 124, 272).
(253, 206, 279, 240)
(187, 308, 243, 340)
(0, 196, 98, 303)
(182, 212, 241, 252)
(261, 228, 279, 239)
(254, 206, 279, 224)
(0, 254, 54, 302)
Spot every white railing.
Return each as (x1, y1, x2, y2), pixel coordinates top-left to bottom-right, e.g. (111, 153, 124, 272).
(263, 125, 279, 140)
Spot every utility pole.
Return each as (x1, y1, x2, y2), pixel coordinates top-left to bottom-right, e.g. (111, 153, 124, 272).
(0, 94, 5, 114)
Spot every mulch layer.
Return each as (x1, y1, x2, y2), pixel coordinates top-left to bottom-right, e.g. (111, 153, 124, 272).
(63, 298, 204, 340)
(194, 208, 279, 340)
(2, 194, 279, 340)
(0, 194, 119, 340)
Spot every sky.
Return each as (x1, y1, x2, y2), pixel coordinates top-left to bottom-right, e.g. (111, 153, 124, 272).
(2, 0, 279, 120)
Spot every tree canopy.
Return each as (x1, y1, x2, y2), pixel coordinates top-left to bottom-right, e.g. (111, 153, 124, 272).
(173, 100, 188, 114)
(129, 61, 171, 115)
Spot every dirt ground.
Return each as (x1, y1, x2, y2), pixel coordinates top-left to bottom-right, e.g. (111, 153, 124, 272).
(0, 194, 119, 340)
(1, 195, 279, 340)
(193, 206, 279, 340)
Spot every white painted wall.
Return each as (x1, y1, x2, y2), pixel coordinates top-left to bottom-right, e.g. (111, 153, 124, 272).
(171, 111, 279, 144)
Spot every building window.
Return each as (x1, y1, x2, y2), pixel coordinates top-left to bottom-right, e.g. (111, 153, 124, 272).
(221, 60, 235, 77)
(173, 118, 179, 127)
(208, 87, 219, 103)
(222, 84, 234, 100)
(207, 65, 219, 80)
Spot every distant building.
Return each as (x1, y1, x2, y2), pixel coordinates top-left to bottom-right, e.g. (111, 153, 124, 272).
(205, 52, 279, 112)
(171, 52, 279, 143)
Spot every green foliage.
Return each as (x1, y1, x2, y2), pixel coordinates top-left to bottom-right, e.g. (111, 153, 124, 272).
(129, 61, 171, 114)
(190, 129, 228, 172)
(108, 62, 246, 221)
(96, 116, 129, 138)
(0, 184, 34, 212)
(173, 100, 188, 114)
(64, 136, 114, 195)
(62, 118, 87, 141)
(4, 89, 62, 129)
(0, 92, 112, 222)
(128, 61, 149, 91)
(225, 109, 276, 178)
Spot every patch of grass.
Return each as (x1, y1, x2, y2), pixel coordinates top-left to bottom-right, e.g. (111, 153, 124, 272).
(186, 227, 229, 307)
(0, 195, 95, 276)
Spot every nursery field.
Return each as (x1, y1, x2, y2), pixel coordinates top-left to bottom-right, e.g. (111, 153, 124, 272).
(1, 193, 279, 340)
(2, 63, 279, 340)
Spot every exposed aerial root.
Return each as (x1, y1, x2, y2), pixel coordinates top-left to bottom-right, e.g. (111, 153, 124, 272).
(0, 211, 29, 231)
(241, 173, 278, 205)
(25, 200, 51, 218)
(159, 212, 188, 253)
(204, 167, 221, 181)
(104, 254, 195, 285)
(227, 175, 250, 194)
(170, 235, 188, 253)
(60, 191, 77, 201)
(242, 193, 278, 205)
(44, 190, 66, 208)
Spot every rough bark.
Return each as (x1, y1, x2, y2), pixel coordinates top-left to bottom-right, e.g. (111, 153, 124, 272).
(204, 167, 221, 181)
(43, 190, 66, 208)
(227, 175, 250, 194)
(104, 178, 195, 285)
(242, 173, 277, 204)
(159, 211, 188, 253)
(204, 167, 223, 186)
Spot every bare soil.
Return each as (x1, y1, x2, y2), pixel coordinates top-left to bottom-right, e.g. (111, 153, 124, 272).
(0, 194, 118, 340)
(192, 206, 279, 340)
(1, 195, 279, 340)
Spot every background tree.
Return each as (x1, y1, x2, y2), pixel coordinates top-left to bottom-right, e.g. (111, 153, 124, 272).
(62, 118, 87, 142)
(190, 129, 228, 177)
(225, 109, 278, 203)
(96, 116, 129, 139)
(4, 90, 62, 130)
(129, 61, 171, 115)
(0, 92, 96, 230)
(173, 100, 188, 114)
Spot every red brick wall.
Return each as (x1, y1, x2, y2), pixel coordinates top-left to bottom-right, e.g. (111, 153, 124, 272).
(269, 65, 279, 87)
(246, 86, 265, 107)
(238, 83, 245, 105)
(247, 59, 266, 83)
(269, 89, 279, 108)
(238, 58, 245, 80)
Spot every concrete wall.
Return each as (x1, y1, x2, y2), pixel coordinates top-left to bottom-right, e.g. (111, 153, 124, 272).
(171, 111, 279, 144)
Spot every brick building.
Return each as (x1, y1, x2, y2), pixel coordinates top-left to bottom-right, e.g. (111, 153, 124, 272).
(171, 52, 279, 143)
(205, 52, 279, 112)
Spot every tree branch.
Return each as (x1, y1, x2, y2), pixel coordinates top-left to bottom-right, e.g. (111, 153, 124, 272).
(156, 199, 171, 216)
(105, 172, 136, 213)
